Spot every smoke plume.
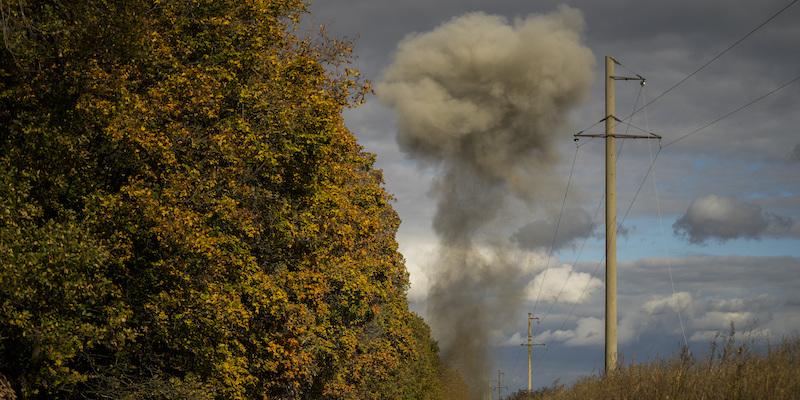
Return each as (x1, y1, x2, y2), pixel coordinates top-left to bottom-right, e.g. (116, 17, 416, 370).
(377, 6, 594, 394)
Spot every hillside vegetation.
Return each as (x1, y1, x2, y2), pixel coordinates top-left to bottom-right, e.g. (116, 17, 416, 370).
(0, 0, 461, 398)
(507, 325, 800, 400)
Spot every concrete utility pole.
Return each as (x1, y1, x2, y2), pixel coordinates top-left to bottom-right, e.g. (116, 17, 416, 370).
(528, 314, 533, 391)
(604, 55, 618, 374)
(575, 55, 658, 374)
(525, 313, 544, 391)
(495, 371, 506, 400)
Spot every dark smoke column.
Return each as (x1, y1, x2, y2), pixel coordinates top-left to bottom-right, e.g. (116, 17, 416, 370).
(377, 6, 594, 395)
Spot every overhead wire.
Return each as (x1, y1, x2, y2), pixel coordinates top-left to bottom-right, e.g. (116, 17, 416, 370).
(507, 343, 525, 388)
(570, 0, 797, 141)
(537, 69, 800, 378)
(615, 84, 688, 345)
(533, 138, 664, 378)
(532, 254, 606, 375)
(528, 156, 609, 373)
(531, 146, 580, 319)
(526, 0, 798, 379)
(644, 82, 688, 346)
(537, 84, 644, 327)
(531, 83, 646, 375)
(626, 0, 798, 119)
(662, 74, 800, 147)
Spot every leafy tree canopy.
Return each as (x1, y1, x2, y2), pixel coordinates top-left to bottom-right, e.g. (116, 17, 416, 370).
(0, 0, 457, 398)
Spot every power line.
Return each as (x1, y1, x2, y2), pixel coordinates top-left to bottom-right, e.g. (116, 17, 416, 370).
(530, 181, 606, 374)
(531, 255, 605, 376)
(532, 78, 649, 372)
(538, 83, 645, 326)
(649, 140, 688, 347)
(571, 0, 797, 140)
(507, 343, 524, 388)
(532, 145, 663, 377)
(529, 148, 610, 373)
(640, 86, 688, 347)
(534, 68, 800, 385)
(534, 81, 661, 375)
(628, 0, 798, 118)
(662, 73, 800, 147)
(529, 0, 798, 378)
(531, 146, 580, 318)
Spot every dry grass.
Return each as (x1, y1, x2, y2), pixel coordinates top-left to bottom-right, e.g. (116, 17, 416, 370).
(508, 323, 800, 400)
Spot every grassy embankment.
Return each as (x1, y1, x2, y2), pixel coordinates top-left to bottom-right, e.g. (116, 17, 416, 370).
(508, 324, 800, 399)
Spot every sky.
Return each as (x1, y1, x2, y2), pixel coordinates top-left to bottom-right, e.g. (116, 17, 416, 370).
(305, 0, 800, 396)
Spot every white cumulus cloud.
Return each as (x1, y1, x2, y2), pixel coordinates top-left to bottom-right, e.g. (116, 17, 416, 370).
(642, 292, 693, 315)
(524, 264, 602, 304)
(537, 316, 604, 346)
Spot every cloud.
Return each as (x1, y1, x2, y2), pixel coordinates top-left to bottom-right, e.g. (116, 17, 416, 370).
(707, 294, 772, 313)
(499, 331, 528, 347)
(792, 144, 800, 162)
(691, 311, 756, 331)
(537, 317, 604, 346)
(524, 264, 602, 304)
(513, 207, 595, 251)
(673, 194, 798, 243)
(623, 292, 774, 346)
(687, 328, 774, 343)
(535, 256, 800, 350)
(642, 292, 693, 315)
(395, 234, 441, 305)
(404, 255, 433, 304)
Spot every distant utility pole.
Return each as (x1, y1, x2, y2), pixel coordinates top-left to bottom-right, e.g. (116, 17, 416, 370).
(524, 313, 544, 391)
(575, 55, 659, 374)
(493, 370, 507, 400)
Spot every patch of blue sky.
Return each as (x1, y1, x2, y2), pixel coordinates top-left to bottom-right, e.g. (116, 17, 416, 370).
(575, 216, 800, 261)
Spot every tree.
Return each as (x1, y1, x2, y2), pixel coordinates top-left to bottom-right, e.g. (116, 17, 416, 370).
(0, 0, 443, 398)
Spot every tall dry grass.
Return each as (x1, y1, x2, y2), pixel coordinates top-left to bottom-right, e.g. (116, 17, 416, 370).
(508, 323, 800, 400)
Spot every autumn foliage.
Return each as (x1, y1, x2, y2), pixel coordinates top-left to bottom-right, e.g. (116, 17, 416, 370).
(0, 0, 452, 398)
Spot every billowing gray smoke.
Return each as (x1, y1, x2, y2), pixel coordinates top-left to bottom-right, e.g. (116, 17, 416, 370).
(377, 6, 594, 394)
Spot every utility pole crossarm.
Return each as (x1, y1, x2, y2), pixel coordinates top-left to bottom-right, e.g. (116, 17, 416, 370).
(574, 118, 661, 140)
(611, 75, 645, 81)
(575, 133, 661, 139)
